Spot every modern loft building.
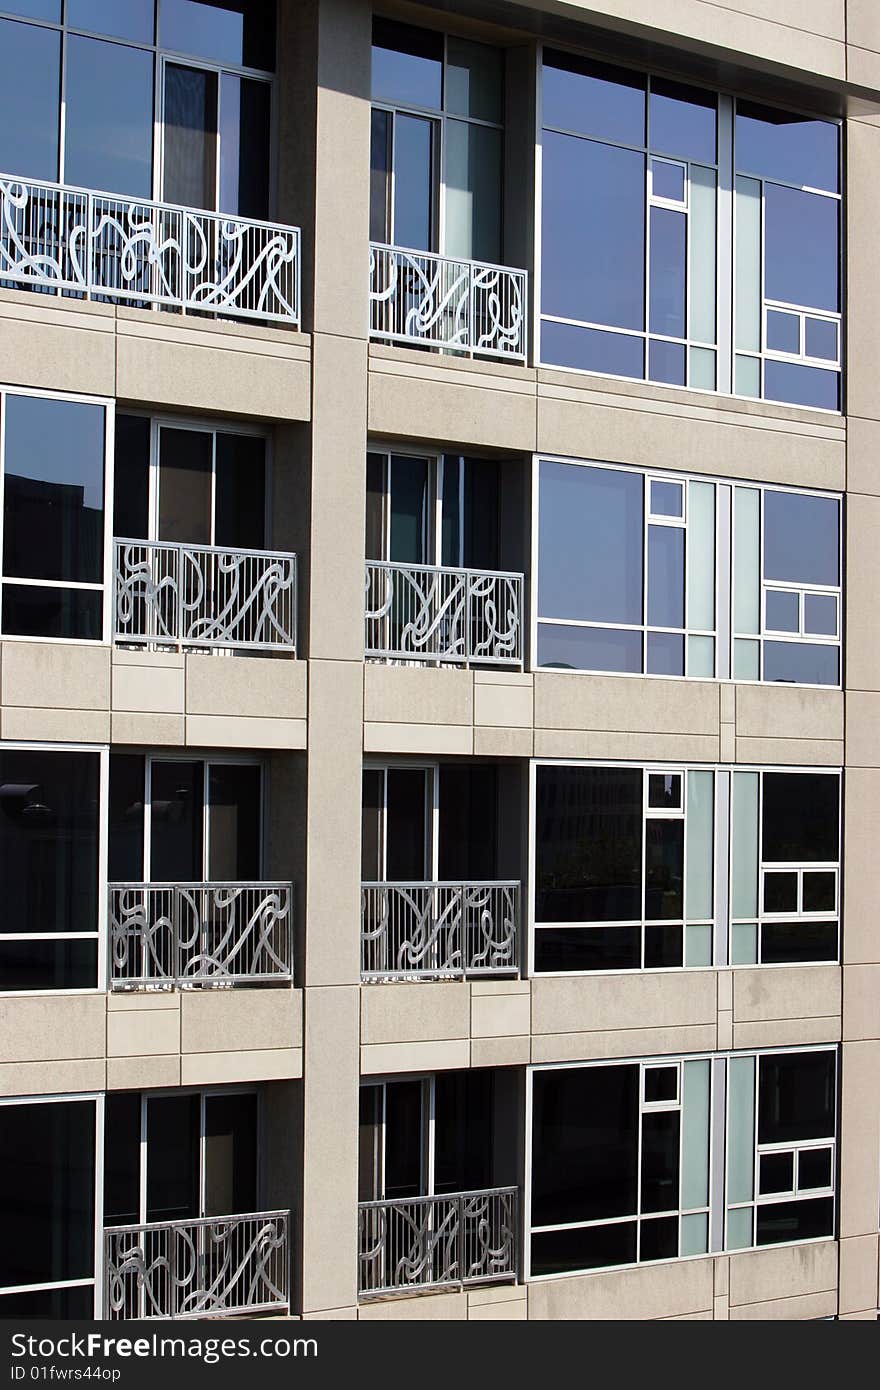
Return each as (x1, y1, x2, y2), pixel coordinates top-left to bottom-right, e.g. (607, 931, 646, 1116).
(0, 0, 877, 1324)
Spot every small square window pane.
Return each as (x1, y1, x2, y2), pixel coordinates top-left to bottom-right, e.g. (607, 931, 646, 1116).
(644, 923, 683, 967)
(759, 1151, 794, 1195)
(650, 480, 683, 517)
(804, 593, 837, 636)
(652, 159, 685, 202)
(726, 1207, 753, 1250)
(685, 923, 712, 967)
(798, 1148, 832, 1191)
(647, 630, 684, 675)
(763, 871, 798, 914)
(687, 635, 715, 677)
(644, 1066, 678, 1104)
(731, 922, 758, 965)
(649, 772, 682, 809)
(765, 589, 799, 633)
(766, 310, 800, 355)
(680, 1212, 708, 1256)
(649, 339, 686, 386)
(803, 871, 836, 913)
(689, 347, 716, 390)
(805, 318, 838, 363)
(735, 355, 760, 398)
(734, 638, 759, 680)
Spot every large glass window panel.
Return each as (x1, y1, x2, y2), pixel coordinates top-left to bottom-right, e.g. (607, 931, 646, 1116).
(538, 463, 643, 625)
(534, 925, 641, 973)
(161, 0, 276, 71)
(731, 772, 759, 919)
(113, 414, 151, 541)
(735, 102, 838, 194)
(542, 51, 645, 146)
(756, 1196, 833, 1246)
(204, 1092, 257, 1217)
(758, 1051, 835, 1145)
(733, 487, 760, 634)
(0, 18, 60, 181)
(531, 1065, 639, 1227)
(393, 114, 435, 252)
(686, 771, 714, 922)
(734, 177, 761, 353)
(109, 753, 145, 884)
(535, 766, 643, 924)
(207, 763, 261, 880)
(687, 482, 715, 631)
(0, 939, 97, 992)
(541, 321, 644, 378)
(681, 1060, 710, 1209)
(689, 166, 716, 345)
(68, 0, 154, 43)
(0, 749, 99, 939)
(649, 78, 716, 164)
(764, 184, 838, 313)
(158, 428, 213, 545)
(649, 207, 686, 339)
(65, 36, 153, 197)
(762, 773, 839, 863)
(647, 524, 684, 628)
(214, 433, 266, 550)
(446, 37, 502, 123)
(218, 74, 270, 219)
(3, 395, 105, 585)
(640, 1110, 679, 1212)
(2, 1, 60, 17)
(146, 1094, 200, 1223)
(372, 18, 442, 110)
(764, 491, 839, 588)
(149, 760, 203, 882)
(763, 361, 839, 412)
(382, 1079, 424, 1200)
(0, 1101, 95, 1291)
(1, 587, 102, 640)
(370, 109, 392, 243)
(542, 133, 645, 330)
(389, 455, 430, 564)
(763, 642, 839, 687)
(103, 1092, 141, 1227)
(645, 819, 683, 920)
(163, 63, 217, 210)
(444, 120, 501, 264)
(727, 1056, 755, 1205)
(537, 622, 643, 674)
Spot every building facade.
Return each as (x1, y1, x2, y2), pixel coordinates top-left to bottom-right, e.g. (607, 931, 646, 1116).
(0, 0, 877, 1322)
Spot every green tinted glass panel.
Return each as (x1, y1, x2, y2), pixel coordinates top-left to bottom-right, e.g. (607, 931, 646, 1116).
(731, 922, 758, 965)
(687, 481, 715, 632)
(735, 354, 761, 398)
(681, 1211, 708, 1256)
(688, 635, 715, 677)
(686, 770, 713, 922)
(685, 923, 712, 967)
(731, 772, 759, 919)
(727, 1055, 756, 1205)
(735, 176, 761, 352)
(689, 165, 716, 344)
(682, 1059, 711, 1209)
(727, 1206, 753, 1250)
(733, 487, 760, 635)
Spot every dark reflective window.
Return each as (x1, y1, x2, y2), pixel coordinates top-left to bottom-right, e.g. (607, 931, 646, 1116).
(65, 36, 153, 197)
(0, 19, 60, 181)
(764, 185, 838, 313)
(0, 1285, 94, 1318)
(756, 1197, 834, 1245)
(372, 18, 442, 109)
(764, 491, 839, 586)
(67, 0, 154, 43)
(146, 1094, 200, 1223)
(158, 428, 212, 545)
(647, 631, 684, 675)
(219, 74, 270, 218)
(543, 51, 645, 145)
(645, 819, 683, 920)
(1, 586, 102, 640)
(534, 926, 641, 973)
(163, 62, 217, 209)
(758, 1051, 836, 1145)
(539, 463, 643, 625)
(762, 773, 839, 863)
(207, 763, 261, 880)
(215, 433, 266, 549)
(649, 207, 686, 338)
(541, 321, 644, 379)
(433, 1070, 494, 1195)
(113, 415, 151, 541)
(149, 760, 203, 882)
(649, 340, 686, 386)
(763, 361, 839, 412)
(161, 0, 275, 71)
(109, 754, 145, 883)
(204, 1092, 257, 1217)
(531, 1065, 639, 1227)
(3, 394, 105, 585)
(393, 113, 435, 251)
(649, 78, 716, 164)
(537, 623, 642, 674)
(535, 766, 642, 924)
(0, 939, 96, 992)
(370, 109, 392, 242)
(760, 921, 837, 964)
(104, 1093, 141, 1227)
(763, 641, 839, 686)
(735, 102, 838, 194)
(0, 1101, 95, 1291)
(647, 525, 684, 627)
(640, 1110, 679, 1212)
(542, 133, 645, 330)
(2, 1, 61, 18)
(531, 1222, 637, 1276)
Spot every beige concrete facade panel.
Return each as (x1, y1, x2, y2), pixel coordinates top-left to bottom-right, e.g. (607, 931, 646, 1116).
(531, 971, 716, 1035)
(361, 1039, 472, 1073)
(842, 965, 880, 1040)
(533, 673, 720, 736)
(731, 966, 841, 1023)
(180, 1047, 303, 1085)
(470, 1035, 531, 1067)
(842, 768, 880, 964)
(1, 707, 111, 742)
(360, 982, 470, 1045)
(0, 1059, 106, 1096)
(185, 656, 307, 719)
(110, 711, 186, 745)
(0, 995, 105, 1063)
(534, 730, 721, 761)
(112, 660, 185, 715)
(471, 991, 531, 1038)
(846, 692, 880, 767)
(845, 494, 880, 692)
(106, 1056, 181, 1090)
(531, 1024, 718, 1064)
(839, 1234, 880, 1315)
(0, 293, 115, 396)
(728, 1240, 837, 1306)
(364, 722, 474, 755)
(527, 1255, 714, 1320)
(179, 990, 303, 1054)
(364, 666, 473, 726)
(2, 641, 109, 710)
(727, 1291, 837, 1319)
(368, 351, 537, 453)
(839, 1040, 880, 1238)
(184, 714, 307, 750)
(734, 736, 843, 766)
(846, 120, 880, 423)
(106, 1004, 180, 1058)
(733, 686, 843, 741)
(358, 1291, 468, 1319)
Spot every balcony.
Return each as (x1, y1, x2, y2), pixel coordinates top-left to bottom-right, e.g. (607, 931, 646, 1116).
(358, 1188, 518, 1298)
(364, 561, 523, 667)
(369, 243, 527, 361)
(104, 1211, 290, 1320)
(0, 174, 301, 326)
(108, 882, 294, 989)
(114, 540, 297, 654)
(361, 881, 520, 980)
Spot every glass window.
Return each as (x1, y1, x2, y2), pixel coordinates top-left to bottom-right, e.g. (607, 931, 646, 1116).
(161, 0, 275, 71)
(65, 35, 154, 197)
(67, 0, 154, 43)
(372, 18, 443, 109)
(0, 18, 60, 181)
(538, 462, 642, 626)
(542, 50, 645, 145)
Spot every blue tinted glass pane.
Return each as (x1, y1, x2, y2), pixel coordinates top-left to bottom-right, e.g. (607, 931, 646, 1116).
(764, 491, 839, 586)
(652, 160, 685, 201)
(542, 132, 645, 331)
(647, 631, 684, 675)
(2, 0, 59, 15)
(0, 19, 59, 181)
(805, 318, 838, 362)
(649, 207, 686, 338)
(649, 77, 716, 163)
(648, 524, 684, 627)
(67, 0, 153, 42)
(649, 339, 685, 386)
(543, 50, 645, 144)
(650, 481, 683, 517)
(539, 461, 643, 624)
(372, 19, 442, 109)
(765, 185, 838, 313)
(541, 321, 644, 379)
(537, 623, 642, 673)
(764, 360, 839, 411)
(763, 642, 838, 685)
(162, 0, 275, 70)
(765, 590, 799, 632)
(65, 37, 153, 197)
(804, 593, 837, 636)
(766, 310, 799, 354)
(735, 102, 838, 192)
(393, 114, 434, 251)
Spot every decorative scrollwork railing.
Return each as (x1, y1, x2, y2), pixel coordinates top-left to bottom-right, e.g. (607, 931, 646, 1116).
(114, 540, 297, 653)
(104, 1211, 290, 1319)
(0, 174, 300, 323)
(365, 561, 523, 667)
(361, 882, 519, 979)
(358, 1189, 518, 1297)
(369, 243, 526, 360)
(108, 882, 293, 989)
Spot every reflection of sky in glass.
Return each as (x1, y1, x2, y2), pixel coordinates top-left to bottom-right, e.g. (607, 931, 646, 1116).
(0, 19, 60, 181)
(67, 0, 153, 43)
(735, 103, 838, 193)
(5, 396, 104, 510)
(764, 490, 838, 586)
(764, 184, 838, 312)
(65, 36, 153, 197)
(539, 462, 643, 624)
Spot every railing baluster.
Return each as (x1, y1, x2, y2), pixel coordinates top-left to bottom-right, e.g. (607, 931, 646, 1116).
(364, 560, 523, 667)
(357, 1188, 517, 1297)
(360, 880, 519, 979)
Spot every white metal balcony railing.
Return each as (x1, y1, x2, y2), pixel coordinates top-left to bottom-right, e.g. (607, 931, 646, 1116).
(365, 561, 524, 667)
(114, 540, 297, 653)
(108, 882, 293, 989)
(104, 1211, 290, 1319)
(358, 1188, 518, 1298)
(361, 882, 519, 979)
(0, 174, 300, 324)
(369, 243, 527, 361)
